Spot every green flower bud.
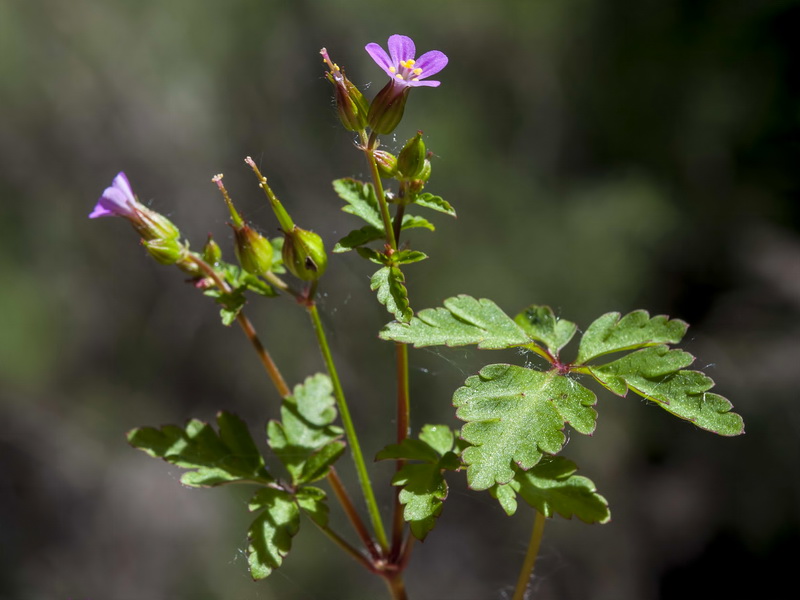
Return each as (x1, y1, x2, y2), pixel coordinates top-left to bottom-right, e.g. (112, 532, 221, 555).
(397, 131, 426, 179)
(282, 226, 328, 281)
(232, 224, 274, 276)
(374, 150, 398, 178)
(202, 235, 222, 267)
(142, 237, 186, 265)
(368, 81, 410, 135)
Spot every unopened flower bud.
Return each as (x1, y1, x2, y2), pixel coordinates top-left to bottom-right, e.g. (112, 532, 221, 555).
(368, 81, 410, 135)
(374, 150, 398, 178)
(282, 227, 328, 281)
(142, 237, 186, 265)
(202, 234, 222, 267)
(232, 224, 274, 276)
(321, 48, 369, 132)
(397, 131, 426, 179)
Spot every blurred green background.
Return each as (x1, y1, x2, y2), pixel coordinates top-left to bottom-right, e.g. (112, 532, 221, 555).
(2, 0, 799, 598)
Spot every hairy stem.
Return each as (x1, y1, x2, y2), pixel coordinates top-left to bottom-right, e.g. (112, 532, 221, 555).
(328, 467, 381, 560)
(360, 131, 414, 560)
(307, 302, 389, 551)
(307, 514, 375, 573)
(361, 131, 397, 251)
(512, 510, 547, 600)
(235, 312, 291, 398)
(390, 342, 411, 557)
(186, 254, 290, 398)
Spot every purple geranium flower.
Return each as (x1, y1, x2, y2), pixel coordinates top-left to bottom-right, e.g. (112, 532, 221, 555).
(89, 172, 138, 219)
(365, 34, 448, 88)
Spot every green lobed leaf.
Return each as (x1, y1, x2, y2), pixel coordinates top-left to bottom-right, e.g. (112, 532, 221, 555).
(418, 424, 456, 456)
(202, 262, 277, 325)
(575, 310, 688, 364)
(412, 192, 456, 217)
(334, 216, 433, 253)
(380, 295, 530, 349)
(356, 247, 388, 264)
(490, 481, 518, 516)
(298, 441, 346, 484)
(295, 486, 329, 527)
(394, 463, 448, 540)
(393, 250, 428, 265)
(400, 214, 435, 232)
(267, 374, 344, 484)
(496, 457, 610, 523)
(454, 365, 597, 490)
(334, 225, 383, 253)
(371, 266, 413, 323)
(589, 346, 744, 436)
(128, 412, 271, 487)
(514, 305, 578, 355)
(333, 178, 383, 229)
(247, 488, 301, 580)
(376, 438, 442, 463)
(376, 425, 459, 540)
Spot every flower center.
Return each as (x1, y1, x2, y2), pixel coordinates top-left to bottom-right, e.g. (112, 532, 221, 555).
(389, 58, 424, 83)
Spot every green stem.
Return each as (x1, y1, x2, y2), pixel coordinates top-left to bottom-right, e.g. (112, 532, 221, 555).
(361, 132, 397, 251)
(245, 156, 295, 232)
(307, 302, 389, 551)
(360, 130, 414, 560)
(512, 510, 547, 600)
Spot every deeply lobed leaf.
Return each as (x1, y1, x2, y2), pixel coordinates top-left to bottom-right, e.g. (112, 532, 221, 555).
(589, 345, 744, 435)
(381, 295, 530, 349)
(267, 373, 344, 484)
(371, 266, 413, 323)
(333, 178, 383, 229)
(202, 262, 278, 326)
(128, 412, 271, 487)
(247, 488, 301, 580)
(514, 305, 577, 355)
(412, 192, 456, 217)
(575, 310, 688, 364)
(454, 365, 597, 490)
(295, 486, 329, 527)
(376, 425, 459, 540)
(492, 457, 610, 523)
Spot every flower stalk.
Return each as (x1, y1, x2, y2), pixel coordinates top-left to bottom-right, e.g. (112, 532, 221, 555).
(512, 510, 547, 600)
(307, 301, 390, 551)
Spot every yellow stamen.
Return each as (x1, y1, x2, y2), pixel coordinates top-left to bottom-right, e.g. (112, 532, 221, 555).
(389, 66, 396, 73)
(400, 59, 416, 69)
(413, 68, 423, 75)
(395, 74, 404, 80)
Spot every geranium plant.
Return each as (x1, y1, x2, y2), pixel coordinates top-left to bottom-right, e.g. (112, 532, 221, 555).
(91, 34, 744, 600)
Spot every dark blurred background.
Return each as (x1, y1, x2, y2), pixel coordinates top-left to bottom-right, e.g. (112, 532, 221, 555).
(2, 0, 799, 598)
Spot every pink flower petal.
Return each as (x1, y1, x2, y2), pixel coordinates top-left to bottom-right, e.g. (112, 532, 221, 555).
(408, 80, 441, 88)
(365, 42, 394, 78)
(414, 51, 448, 79)
(387, 34, 415, 65)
